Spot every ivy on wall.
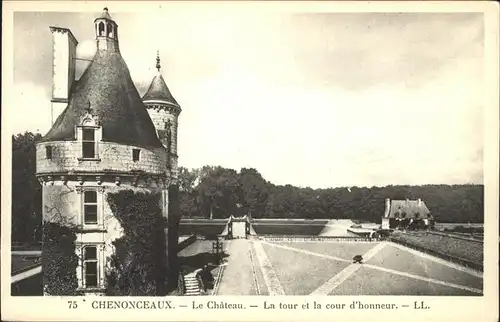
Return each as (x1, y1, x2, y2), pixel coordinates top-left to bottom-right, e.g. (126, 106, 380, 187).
(105, 190, 167, 296)
(42, 221, 80, 295)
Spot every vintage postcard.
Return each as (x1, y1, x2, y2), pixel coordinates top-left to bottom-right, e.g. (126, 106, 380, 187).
(1, 1, 498, 321)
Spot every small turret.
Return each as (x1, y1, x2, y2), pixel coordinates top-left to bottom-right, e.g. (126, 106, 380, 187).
(94, 7, 119, 52)
(143, 51, 182, 178)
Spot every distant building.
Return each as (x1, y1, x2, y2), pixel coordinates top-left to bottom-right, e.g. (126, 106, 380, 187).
(381, 198, 431, 229)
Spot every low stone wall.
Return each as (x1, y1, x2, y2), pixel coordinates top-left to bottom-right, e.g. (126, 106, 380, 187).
(254, 235, 379, 242)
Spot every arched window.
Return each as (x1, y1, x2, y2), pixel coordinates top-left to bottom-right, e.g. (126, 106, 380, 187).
(98, 22, 105, 36)
(107, 23, 113, 37)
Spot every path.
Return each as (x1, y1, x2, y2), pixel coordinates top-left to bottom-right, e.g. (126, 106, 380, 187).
(217, 240, 258, 295)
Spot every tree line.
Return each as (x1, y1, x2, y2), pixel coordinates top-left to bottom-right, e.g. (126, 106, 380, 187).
(177, 166, 483, 223)
(11, 132, 484, 243)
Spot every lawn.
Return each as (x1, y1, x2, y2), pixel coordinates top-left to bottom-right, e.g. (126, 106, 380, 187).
(261, 243, 350, 295)
(330, 266, 479, 296)
(249, 240, 483, 296)
(270, 241, 376, 261)
(392, 232, 483, 265)
(366, 244, 483, 290)
(11, 255, 41, 274)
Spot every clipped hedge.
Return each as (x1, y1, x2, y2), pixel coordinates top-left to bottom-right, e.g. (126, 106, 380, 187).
(42, 221, 81, 295)
(105, 190, 168, 296)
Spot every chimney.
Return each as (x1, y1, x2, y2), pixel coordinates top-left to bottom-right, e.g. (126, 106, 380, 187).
(49, 26, 78, 125)
(417, 198, 422, 206)
(383, 198, 390, 218)
(405, 198, 409, 206)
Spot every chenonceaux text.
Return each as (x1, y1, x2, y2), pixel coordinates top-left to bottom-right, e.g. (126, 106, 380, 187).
(92, 300, 174, 310)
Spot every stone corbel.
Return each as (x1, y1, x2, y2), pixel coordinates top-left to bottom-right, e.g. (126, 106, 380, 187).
(77, 176, 84, 185)
(97, 186, 105, 193)
(47, 175, 54, 185)
(96, 176, 102, 185)
(60, 175, 68, 185)
(115, 176, 121, 186)
(37, 177, 45, 186)
(75, 186, 83, 194)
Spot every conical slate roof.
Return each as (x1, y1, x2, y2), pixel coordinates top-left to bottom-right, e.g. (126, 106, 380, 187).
(142, 73, 179, 106)
(40, 50, 163, 148)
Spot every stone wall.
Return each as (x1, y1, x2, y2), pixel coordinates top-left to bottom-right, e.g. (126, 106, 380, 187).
(36, 141, 168, 175)
(146, 106, 179, 156)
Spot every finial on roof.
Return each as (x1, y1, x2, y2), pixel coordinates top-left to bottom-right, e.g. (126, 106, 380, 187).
(85, 101, 92, 114)
(98, 7, 112, 20)
(156, 50, 161, 72)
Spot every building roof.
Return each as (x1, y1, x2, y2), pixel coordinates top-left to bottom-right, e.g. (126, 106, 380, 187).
(388, 199, 430, 219)
(95, 7, 113, 21)
(40, 50, 163, 148)
(142, 73, 179, 106)
(142, 53, 180, 106)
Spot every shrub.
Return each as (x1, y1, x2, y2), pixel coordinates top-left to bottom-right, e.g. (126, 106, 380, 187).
(42, 221, 80, 295)
(105, 190, 168, 296)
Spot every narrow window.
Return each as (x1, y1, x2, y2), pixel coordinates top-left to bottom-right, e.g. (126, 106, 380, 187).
(98, 22, 105, 36)
(82, 128, 95, 158)
(83, 246, 98, 287)
(46, 146, 52, 159)
(83, 191, 98, 225)
(107, 23, 113, 37)
(132, 149, 140, 162)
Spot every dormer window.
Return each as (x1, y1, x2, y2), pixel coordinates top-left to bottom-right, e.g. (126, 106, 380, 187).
(132, 149, 140, 162)
(82, 128, 96, 158)
(46, 146, 53, 159)
(77, 110, 101, 162)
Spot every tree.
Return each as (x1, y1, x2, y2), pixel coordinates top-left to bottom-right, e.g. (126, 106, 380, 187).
(238, 168, 269, 218)
(12, 132, 43, 244)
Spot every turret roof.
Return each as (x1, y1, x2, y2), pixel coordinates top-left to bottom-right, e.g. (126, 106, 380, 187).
(142, 53, 180, 106)
(95, 7, 113, 21)
(142, 73, 179, 106)
(40, 49, 163, 148)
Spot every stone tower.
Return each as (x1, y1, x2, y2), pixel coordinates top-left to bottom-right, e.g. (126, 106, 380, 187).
(143, 52, 182, 283)
(36, 8, 175, 295)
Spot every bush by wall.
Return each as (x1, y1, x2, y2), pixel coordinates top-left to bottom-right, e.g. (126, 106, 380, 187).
(42, 221, 80, 295)
(105, 190, 167, 296)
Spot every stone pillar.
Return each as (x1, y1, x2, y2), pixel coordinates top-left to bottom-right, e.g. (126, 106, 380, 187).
(167, 184, 180, 287)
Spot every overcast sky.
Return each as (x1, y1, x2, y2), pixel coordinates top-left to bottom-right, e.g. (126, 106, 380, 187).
(11, 8, 484, 188)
